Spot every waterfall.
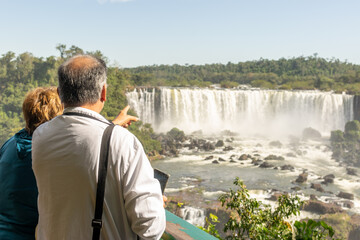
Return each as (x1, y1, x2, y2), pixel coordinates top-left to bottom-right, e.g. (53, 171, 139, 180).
(126, 87, 354, 136)
(179, 206, 206, 227)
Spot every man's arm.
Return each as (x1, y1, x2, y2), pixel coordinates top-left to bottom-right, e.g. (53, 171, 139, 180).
(112, 105, 138, 128)
(120, 134, 166, 239)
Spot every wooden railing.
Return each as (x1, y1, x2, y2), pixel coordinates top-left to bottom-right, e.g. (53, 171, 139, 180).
(162, 210, 218, 240)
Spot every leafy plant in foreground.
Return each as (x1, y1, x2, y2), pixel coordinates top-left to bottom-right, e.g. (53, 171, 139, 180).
(294, 219, 335, 240)
(201, 177, 339, 240)
(219, 177, 299, 239)
(198, 213, 222, 239)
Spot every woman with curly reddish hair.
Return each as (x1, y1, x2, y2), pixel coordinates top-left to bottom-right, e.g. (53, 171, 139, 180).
(0, 87, 63, 240)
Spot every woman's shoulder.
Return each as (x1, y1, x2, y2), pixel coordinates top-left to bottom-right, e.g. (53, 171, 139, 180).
(0, 128, 28, 158)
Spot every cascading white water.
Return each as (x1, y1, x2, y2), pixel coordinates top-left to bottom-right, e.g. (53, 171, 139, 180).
(126, 88, 354, 136)
(179, 206, 206, 227)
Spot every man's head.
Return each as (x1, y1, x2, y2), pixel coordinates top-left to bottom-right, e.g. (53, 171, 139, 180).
(58, 55, 107, 107)
(23, 87, 63, 135)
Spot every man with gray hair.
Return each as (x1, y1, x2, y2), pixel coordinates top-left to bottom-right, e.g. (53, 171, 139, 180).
(32, 55, 166, 240)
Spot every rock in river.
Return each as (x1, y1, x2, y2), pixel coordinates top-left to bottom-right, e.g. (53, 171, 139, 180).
(215, 140, 224, 147)
(347, 167, 357, 176)
(295, 172, 308, 183)
(337, 191, 355, 200)
(238, 154, 248, 160)
(323, 174, 335, 184)
(259, 162, 274, 168)
(303, 200, 343, 214)
(302, 127, 322, 140)
(311, 183, 324, 192)
(223, 146, 234, 151)
(264, 154, 284, 160)
(281, 164, 294, 171)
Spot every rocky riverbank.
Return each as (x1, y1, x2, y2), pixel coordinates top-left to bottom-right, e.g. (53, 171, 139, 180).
(152, 126, 360, 239)
(165, 186, 360, 239)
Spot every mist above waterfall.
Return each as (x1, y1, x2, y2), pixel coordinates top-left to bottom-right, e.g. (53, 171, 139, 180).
(126, 88, 354, 137)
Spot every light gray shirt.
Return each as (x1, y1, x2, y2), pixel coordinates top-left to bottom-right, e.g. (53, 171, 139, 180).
(32, 107, 166, 240)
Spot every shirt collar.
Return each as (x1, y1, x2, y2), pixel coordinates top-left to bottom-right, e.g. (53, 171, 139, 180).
(63, 107, 109, 123)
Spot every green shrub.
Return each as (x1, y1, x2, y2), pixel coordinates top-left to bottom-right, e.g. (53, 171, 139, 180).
(202, 178, 339, 240)
(345, 130, 360, 142)
(198, 214, 222, 239)
(251, 80, 275, 89)
(166, 127, 186, 142)
(128, 121, 162, 154)
(220, 81, 238, 88)
(294, 219, 335, 240)
(320, 213, 353, 240)
(278, 84, 292, 90)
(344, 120, 360, 134)
(330, 130, 345, 143)
(218, 178, 300, 239)
(290, 80, 315, 90)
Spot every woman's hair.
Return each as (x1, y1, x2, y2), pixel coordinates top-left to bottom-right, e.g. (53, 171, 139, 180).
(23, 87, 63, 135)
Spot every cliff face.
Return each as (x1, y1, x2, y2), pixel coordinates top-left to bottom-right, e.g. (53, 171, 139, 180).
(353, 96, 360, 121)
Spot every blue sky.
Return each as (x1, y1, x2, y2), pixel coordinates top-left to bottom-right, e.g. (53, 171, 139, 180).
(1, 0, 360, 67)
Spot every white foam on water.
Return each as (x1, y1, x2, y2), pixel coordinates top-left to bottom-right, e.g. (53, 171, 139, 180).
(164, 154, 203, 163)
(203, 190, 226, 199)
(334, 178, 360, 193)
(178, 177, 199, 183)
(179, 206, 206, 227)
(165, 186, 195, 193)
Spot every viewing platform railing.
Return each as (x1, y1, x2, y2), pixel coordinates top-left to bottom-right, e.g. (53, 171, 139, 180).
(162, 210, 218, 240)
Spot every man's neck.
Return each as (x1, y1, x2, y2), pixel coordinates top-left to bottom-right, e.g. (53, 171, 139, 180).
(65, 101, 104, 114)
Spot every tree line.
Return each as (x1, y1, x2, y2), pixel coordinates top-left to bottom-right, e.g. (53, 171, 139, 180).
(127, 54, 360, 93)
(0, 45, 125, 145)
(1, 45, 360, 146)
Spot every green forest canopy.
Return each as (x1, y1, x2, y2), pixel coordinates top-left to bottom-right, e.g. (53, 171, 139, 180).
(1, 45, 360, 146)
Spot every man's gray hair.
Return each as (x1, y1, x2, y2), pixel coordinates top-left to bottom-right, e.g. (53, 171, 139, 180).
(58, 55, 107, 106)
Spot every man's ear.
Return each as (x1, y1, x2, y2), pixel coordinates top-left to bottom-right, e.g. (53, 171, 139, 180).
(100, 85, 106, 102)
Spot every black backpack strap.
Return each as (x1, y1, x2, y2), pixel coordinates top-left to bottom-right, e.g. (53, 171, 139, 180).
(92, 124, 116, 240)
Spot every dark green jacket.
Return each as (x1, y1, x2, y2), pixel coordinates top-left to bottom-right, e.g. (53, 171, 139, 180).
(0, 129, 38, 240)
